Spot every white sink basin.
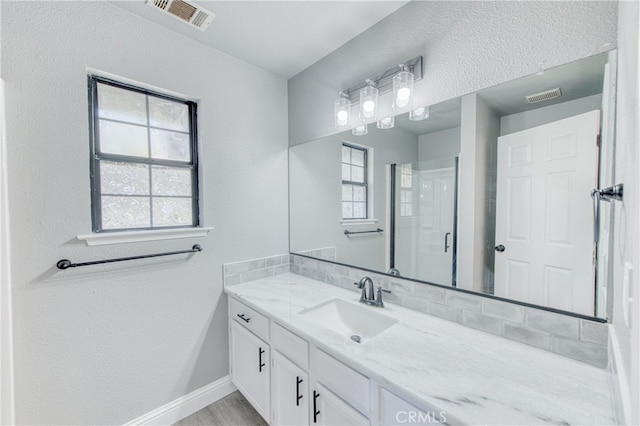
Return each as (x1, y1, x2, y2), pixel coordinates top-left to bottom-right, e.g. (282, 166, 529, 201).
(299, 298, 398, 342)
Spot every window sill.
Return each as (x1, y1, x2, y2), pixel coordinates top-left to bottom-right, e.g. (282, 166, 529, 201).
(339, 219, 379, 226)
(77, 227, 214, 246)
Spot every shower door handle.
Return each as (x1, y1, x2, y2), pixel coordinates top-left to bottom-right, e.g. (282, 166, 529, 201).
(444, 232, 451, 253)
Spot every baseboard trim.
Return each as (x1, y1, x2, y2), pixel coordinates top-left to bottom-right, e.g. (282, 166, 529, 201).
(609, 327, 631, 425)
(124, 376, 236, 425)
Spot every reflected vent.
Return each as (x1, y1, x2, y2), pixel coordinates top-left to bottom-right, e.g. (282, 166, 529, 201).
(525, 88, 562, 104)
(147, 0, 215, 31)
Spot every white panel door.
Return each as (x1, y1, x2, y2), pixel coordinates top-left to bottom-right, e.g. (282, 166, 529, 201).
(311, 382, 369, 426)
(272, 351, 309, 426)
(417, 168, 455, 286)
(229, 321, 270, 422)
(494, 110, 600, 315)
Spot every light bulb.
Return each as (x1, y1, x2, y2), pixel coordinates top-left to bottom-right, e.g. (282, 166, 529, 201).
(396, 87, 411, 107)
(337, 110, 349, 125)
(409, 105, 429, 121)
(363, 100, 375, 115)
(393, 68, 414, 113)
(352, 124, 368, 136)
(377, 116, 394, 130)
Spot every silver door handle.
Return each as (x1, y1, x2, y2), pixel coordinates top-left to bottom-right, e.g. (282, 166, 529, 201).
(444, 232, 451, 253)
(591, 184, 624, 243)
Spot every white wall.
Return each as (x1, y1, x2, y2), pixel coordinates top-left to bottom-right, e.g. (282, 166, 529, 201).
(1, 2, 288, 424)
(288, 1, 618, 146)
(500, 94, 603, 136)
(290, 126, 417, 272)
(418, 127, 460, 161)
(612, 1, 640, 424)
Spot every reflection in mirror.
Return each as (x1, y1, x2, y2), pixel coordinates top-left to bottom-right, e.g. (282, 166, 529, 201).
(289, 51, 616, 319)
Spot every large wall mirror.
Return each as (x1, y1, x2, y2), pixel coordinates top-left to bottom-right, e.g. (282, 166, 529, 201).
(290, 51, 617, 319)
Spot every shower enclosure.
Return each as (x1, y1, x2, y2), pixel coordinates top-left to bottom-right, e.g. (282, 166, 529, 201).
(389, 157, 458, 287)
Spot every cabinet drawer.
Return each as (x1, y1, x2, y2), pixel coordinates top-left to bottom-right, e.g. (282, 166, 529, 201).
(229, 298, 269, 341)
(272, 322, 309, 370)
(312, 347, 370, 416)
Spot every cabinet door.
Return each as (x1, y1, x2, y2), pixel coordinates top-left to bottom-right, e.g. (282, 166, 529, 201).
(230, 320, 270, 422)
(311, 382, 369, 426)
(272, 351, 309, 425)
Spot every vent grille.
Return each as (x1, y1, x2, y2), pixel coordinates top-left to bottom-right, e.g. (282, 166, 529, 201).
(525, 88, 562, 104)
(146, 0, 215, 31)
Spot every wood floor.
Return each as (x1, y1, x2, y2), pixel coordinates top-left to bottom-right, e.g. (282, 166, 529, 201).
(173, 391, 268, 426)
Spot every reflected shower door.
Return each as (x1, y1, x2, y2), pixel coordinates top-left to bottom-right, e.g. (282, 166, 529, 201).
(393, 159, 457, 286)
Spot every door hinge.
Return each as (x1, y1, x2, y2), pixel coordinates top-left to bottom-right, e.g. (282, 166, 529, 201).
(597, 134, 602, 147)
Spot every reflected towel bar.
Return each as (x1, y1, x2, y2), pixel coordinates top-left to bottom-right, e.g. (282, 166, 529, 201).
(344, 228, 383, 236)
(56, 244, 202, 270)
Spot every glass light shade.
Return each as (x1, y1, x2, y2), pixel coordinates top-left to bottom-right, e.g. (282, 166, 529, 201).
(352, 124, 368, 136)
(359, 83, 378, 122)
(409, 105, 430, 121)
(393, 70, 414, 113)
(334, 95, 351, 129)
(377, 116, 395, 129)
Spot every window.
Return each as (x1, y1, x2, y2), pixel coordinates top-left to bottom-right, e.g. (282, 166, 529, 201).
(399, 164, 413, 217)
(341, 143, 368, 219)
(88, 76, 199, 232)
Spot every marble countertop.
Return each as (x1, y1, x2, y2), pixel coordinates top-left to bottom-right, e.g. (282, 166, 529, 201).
(225, 273, 617, 425)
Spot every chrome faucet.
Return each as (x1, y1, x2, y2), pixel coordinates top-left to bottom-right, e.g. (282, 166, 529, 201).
(353, 277, 391, 307)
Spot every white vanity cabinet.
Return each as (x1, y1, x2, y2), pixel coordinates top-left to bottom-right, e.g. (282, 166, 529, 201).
(229, 296, 439, 426)
(229, 300, 271, 422)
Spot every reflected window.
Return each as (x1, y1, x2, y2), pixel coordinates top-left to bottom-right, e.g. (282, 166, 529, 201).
(400, 164, 413, 217)
(88, 75, 199, 231)
(341, 143, 368, 219)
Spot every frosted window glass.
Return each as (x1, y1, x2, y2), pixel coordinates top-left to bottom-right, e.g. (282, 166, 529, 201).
(97, 83, 147, 125)
(152, 166, 192, 196)
(342, 184, 353, 201)
(150, 129, 190, 162)
(405, 205, 413, 216)
(405, 191, 412, 203)
(342, 164, 351, 181)
(353, 186, 365, 202)
(153, 197, 193, 226)
(342, 146, 350, 163)
(351, 149, 364, 166)
(101, 196, 150, 229)
(99, 120, 149, 158)
(342, 202, 353, 219)
(149, 96, 189, 132)
(353, 202, 366, 218)
(101, 162, 149, 195)
(351, 165, 364, 183)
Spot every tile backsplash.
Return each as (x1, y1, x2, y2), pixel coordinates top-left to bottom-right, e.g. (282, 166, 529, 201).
(223, 252, 610, 368)
(290, 253, 610, 369)
(223, 253, 290, 286)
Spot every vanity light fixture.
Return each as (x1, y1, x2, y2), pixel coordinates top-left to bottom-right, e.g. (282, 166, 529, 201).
(334, 92, 351, 130)
(359, 80, 379, 122)
(392, 64, 414, 113)
(377, 116, 395, 129)
(334, 56, 423, 129)
(352, 124, 368, 136)
(409, 105, 429, 121)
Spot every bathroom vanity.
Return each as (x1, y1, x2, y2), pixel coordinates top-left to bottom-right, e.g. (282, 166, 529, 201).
(226, 272, 617, 425)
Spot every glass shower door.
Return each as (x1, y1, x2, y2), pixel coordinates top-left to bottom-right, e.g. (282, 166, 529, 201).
(392, 158, 458, 286)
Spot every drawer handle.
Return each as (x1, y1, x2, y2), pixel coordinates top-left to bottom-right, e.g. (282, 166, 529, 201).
(296, 376, 303, 406)
(237, 313, 251, 323)
(313, 390, 320, 423)
(258, 347, 265, 372)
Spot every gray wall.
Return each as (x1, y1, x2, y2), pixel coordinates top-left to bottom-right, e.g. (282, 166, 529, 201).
(500, 94, 603, 136)
(612, 2, 640, 424)
(1, 2, 288, 424)
(418, 127, 461, 161)
(290, 126, 417, 272)
(288, 1, 618, 146)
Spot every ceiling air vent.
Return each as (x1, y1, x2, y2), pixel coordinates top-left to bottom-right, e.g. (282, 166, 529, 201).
(525, 88, 562, 104)
(147, 0, 215, 31)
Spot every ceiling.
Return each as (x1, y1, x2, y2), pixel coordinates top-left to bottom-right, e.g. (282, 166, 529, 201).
(110, 1, 409, 79)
